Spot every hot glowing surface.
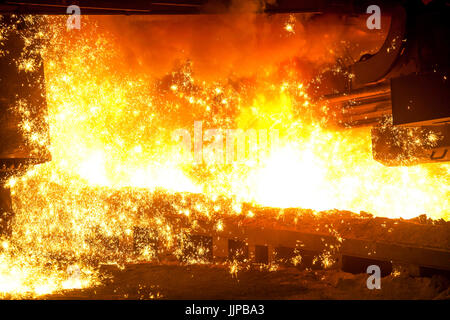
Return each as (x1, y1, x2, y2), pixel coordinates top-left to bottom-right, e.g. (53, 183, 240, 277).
(0, 15, 448, 298)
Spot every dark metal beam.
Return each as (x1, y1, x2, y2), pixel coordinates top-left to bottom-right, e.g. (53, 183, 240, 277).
(0, 0, 400, 15)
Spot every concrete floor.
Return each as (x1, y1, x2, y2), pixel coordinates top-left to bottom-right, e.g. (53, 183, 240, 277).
(44, 264, 450, 300)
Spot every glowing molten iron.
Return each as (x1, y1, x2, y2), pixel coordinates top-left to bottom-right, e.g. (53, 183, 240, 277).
(0, 15, 448, 298)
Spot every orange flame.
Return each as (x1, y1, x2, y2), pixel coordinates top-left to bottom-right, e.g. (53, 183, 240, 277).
(0, 14, 448, 297)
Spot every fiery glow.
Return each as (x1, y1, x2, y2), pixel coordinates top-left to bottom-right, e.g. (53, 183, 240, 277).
(0, 14, 448, 298)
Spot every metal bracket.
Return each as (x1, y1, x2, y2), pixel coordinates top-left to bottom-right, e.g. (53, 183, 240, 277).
(351, 5, 407, 87)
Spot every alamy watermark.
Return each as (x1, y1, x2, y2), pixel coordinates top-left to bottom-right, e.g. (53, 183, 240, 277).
(172, 121, 280, 165)
(366, 5, 381, 30)
(366, 265, 381, 289)
(66, 5, 81, 30)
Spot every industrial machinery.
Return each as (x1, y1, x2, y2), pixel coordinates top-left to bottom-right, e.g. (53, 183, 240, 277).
(0, 0, 448, 167)
(0, 14, 50, 235)
(313, 0, 450, 166)
(0, 0, 449, 284)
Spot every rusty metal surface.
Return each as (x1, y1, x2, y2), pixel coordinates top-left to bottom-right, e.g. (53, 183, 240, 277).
(122, 194, 450, 271)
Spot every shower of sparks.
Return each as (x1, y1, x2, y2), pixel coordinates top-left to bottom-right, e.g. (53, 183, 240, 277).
(284, 23, 294, 33)
(284, 15, 296, 34)
(0, 15, 448, 298)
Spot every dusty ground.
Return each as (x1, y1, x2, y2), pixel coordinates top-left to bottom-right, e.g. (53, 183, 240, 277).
(44, 264, 450, 300)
